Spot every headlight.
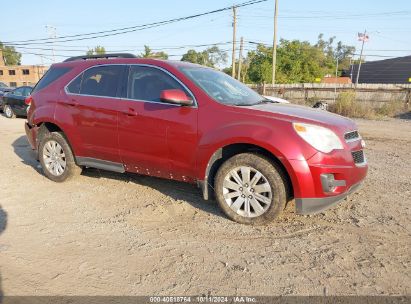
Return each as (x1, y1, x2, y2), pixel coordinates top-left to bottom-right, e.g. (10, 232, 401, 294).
(293, 122, 343, 153)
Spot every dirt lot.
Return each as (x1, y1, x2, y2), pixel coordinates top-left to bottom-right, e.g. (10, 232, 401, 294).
(0, 114, 410, 296)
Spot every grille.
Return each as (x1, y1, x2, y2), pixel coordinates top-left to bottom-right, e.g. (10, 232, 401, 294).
(352, 150, 365, 164)
(344, 130, 360, 142)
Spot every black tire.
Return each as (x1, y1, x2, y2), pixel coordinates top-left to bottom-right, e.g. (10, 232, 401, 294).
(38, 131, 82, 182)
(214, 153, 287, 225)
(4, 105, 15, 118)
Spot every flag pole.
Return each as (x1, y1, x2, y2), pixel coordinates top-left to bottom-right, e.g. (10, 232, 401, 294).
(355, 29, 367, 87)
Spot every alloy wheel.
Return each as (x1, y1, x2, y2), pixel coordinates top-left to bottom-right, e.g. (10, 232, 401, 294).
(4, 106, 13, 118)
(42, 140, 67, 176)
(222, 166, 272, 218)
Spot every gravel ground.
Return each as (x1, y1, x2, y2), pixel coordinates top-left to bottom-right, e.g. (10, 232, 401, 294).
(0, 114, 410, 296)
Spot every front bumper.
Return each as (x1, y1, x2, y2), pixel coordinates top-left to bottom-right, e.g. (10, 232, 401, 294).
(286, 141, 368, 215)
(295, 181, 362, 214)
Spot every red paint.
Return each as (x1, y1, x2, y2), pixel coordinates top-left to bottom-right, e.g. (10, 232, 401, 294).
(26, 58, 367, 202)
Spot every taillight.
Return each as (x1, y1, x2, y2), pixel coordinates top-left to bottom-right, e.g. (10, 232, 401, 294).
(25, 96, 33, 105)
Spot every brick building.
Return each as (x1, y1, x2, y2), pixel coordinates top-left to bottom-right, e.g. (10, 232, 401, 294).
(0, 49, 48, 87)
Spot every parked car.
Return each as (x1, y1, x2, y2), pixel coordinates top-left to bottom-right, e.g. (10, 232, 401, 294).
(25, 54, 367, 225)
(0, 91, 5, 112)
(2, 86, 33, 118)
(0, 82, 8, 89)
(0, 82, 15, 93)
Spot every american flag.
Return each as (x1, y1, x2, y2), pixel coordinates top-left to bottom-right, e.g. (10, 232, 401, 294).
(358, 33, 369, 42)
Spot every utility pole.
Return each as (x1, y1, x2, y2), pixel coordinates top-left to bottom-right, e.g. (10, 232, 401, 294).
(237, 37, 244, 81)
(231, 5, 237, 78)
(355, 29, 367, 87)
(349, 57, 353, 82)
(271, 0, 279, 85)
(45, 25, 57, 63)
(334, 56, 339, 102)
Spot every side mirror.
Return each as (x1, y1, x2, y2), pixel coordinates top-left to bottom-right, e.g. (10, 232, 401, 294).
(160, 89, 193, 106)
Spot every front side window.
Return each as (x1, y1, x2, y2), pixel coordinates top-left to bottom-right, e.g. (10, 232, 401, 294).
(127, 66, 190, 102)
(179, 66, 263, 106)
(68, 65, 124, 98)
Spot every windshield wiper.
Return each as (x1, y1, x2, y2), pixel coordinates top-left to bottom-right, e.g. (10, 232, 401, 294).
(258, 98, 277, 104)
(234, 98, 277, 107)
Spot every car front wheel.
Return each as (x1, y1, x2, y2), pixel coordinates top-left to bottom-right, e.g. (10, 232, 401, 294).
(38, 132, 82, 182)
(214, 153, 287, 225)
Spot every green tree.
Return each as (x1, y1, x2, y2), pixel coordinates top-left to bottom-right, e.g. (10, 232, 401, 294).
(0, 42, 22, 65)
(223, 57, 252, 83)
(86, 46, 106, 56)
(181, 46, 227, 68)
(139, 45, 168, 59)
(334, 41, 356, 72)
(245, 35, 355, 84)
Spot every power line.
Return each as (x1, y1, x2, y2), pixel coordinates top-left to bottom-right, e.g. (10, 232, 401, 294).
(237, 10, 411, 19)
(11, 42, 234, 52)
(3, 0, 267, 46)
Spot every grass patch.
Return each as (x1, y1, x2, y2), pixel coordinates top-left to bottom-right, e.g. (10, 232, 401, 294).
(329, 91, 408, 119)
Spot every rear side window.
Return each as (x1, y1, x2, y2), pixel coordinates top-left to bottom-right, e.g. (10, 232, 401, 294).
(12, 87, 24, 96)
(22, 87, 32, 96)
(67, 75, 82, 94)
(67, 65, 124, 98)
(32, 67, 71, 93)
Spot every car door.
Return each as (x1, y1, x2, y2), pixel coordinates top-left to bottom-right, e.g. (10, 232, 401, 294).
(63, 64, 126, 165)
(6, 87, 26, 115)
(118, 65, 198, 181)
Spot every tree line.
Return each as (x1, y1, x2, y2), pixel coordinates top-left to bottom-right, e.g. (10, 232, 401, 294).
(1, 34, 355, 84)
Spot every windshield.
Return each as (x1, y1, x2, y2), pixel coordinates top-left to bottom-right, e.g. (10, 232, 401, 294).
(179, 66, 264, 106)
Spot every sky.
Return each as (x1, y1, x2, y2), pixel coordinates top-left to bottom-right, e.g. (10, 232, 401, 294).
(2, 0, 410, 66)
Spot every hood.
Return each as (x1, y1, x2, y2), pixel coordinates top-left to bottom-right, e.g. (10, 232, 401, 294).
(246, 103, 356, 132)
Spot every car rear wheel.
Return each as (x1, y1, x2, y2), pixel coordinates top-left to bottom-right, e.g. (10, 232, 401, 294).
(39, 132, 82, 182)
(4, 105, 15, 118)
(214, 153, 287, 225)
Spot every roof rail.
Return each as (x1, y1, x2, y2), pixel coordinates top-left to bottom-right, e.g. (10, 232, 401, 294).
(63, 53, 137, 62)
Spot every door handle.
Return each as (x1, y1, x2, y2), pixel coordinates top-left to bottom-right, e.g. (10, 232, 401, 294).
(122, 108, 138, 116)
(66, 100, 78, 107)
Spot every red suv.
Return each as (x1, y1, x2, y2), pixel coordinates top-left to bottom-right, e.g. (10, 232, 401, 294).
(25, 54, 367, 225)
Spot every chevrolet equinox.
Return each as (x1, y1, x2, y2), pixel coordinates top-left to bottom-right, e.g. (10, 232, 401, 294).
(25, 54, 368, 225)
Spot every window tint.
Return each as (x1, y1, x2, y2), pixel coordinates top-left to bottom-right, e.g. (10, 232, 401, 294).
(67, 74, 82, 94)
(79, 65, 124, 97)
(32, 67, 71, 93)
(127, 66, 190, 102)
(22, 87, 32, 97)
(13, 88, 24, 96)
